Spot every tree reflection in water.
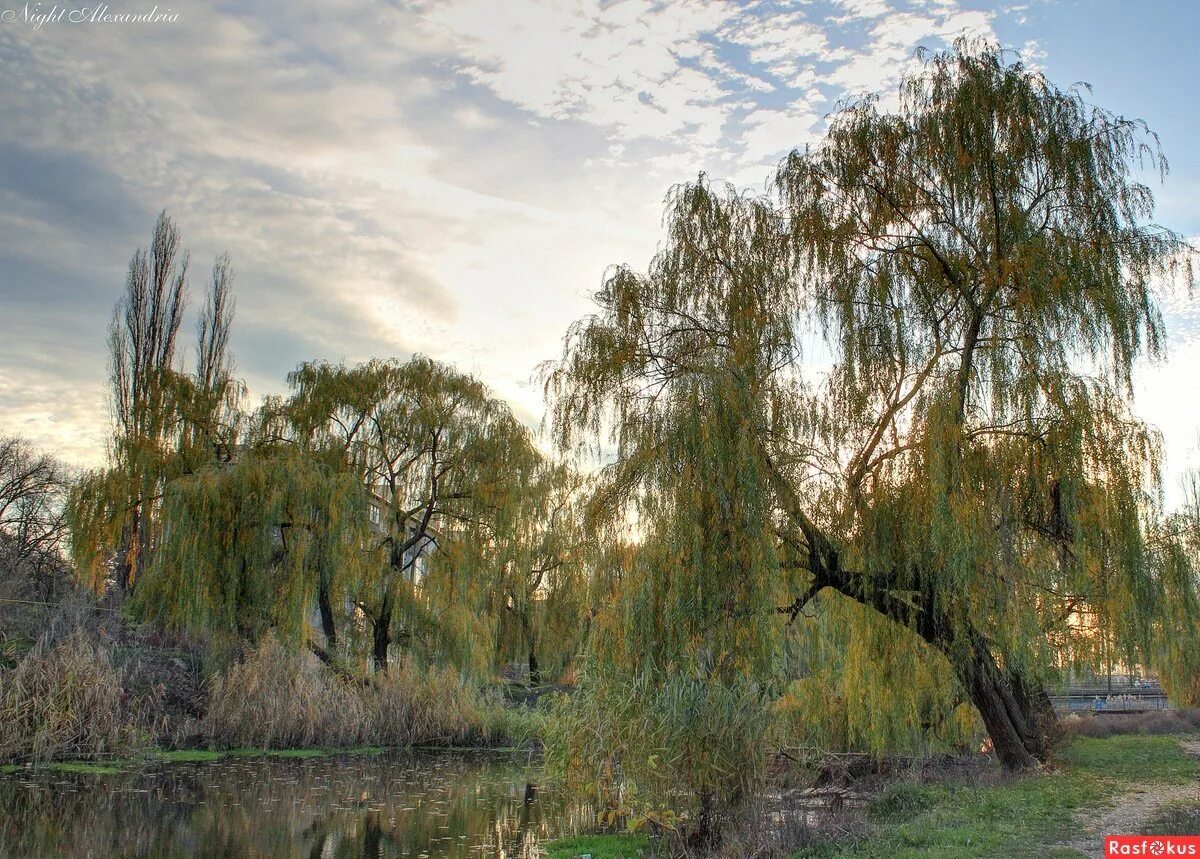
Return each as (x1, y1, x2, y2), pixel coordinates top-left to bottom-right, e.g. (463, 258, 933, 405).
(0, 751, 593, 858)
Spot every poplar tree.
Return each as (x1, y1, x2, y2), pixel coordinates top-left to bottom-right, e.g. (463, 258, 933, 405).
(71, 214, 241, 595)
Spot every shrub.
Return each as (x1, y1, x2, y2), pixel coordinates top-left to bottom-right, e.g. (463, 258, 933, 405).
(0, 631, 135, 762)
(543, 671, 774, 846)
(1060, 709, 1200, 738)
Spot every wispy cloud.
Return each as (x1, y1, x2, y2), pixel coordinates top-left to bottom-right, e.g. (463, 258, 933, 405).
(7, 0, 1194, 498)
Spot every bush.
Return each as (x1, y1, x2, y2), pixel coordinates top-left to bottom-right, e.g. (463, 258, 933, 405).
(0, 631, 136, 762)
(543, 671, 774, 846)
(203, 635, 514, 749)
(1060, 709, 1200, 738)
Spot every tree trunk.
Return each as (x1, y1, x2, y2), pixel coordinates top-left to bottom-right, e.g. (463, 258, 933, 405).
(808, 562, 1055, 770)
(318, 580, 337, 647)
(1008, 666, 1062, 761)
(119, 508, 139, 593)
(373, 594, 392, 674)
(953, 633, 1041, 770)
(528, 650, 541, 687)
(769, 455, 1059, 771)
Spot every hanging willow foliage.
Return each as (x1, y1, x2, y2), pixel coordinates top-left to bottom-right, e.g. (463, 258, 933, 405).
(1150, 469, 1200, 706)
(268, 354, 578, 676)
(546, 37, 1197, 791)
(134, 451, 364, 645)
(773, 38, 1193, 768)
(543, 181, 800, 841)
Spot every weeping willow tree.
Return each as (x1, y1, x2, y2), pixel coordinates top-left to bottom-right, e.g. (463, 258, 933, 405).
(772, 39, 1192, 769)
(486, 460, 589, 685)
(276, 356, 542, 673)
(135, 450, 363, 646)
(1148, 465, 1200, 706)
(544, 181, 799, 843)
(71, 213, 242, 595)
(547, 39, 1195, 793)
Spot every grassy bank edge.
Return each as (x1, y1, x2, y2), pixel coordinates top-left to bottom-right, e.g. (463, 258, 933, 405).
(0, 742, 528, 775)
(790, 734, 1200, 859)
(541, 834, 655, 859)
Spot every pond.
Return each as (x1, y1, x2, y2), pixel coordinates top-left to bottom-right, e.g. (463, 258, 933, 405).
(0, 750, 593, 858)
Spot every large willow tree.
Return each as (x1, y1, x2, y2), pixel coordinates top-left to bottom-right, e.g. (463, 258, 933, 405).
(773, 40, 1191, 769)
(548, 40, 1193, 775)
(545, 182, 800, 840)
(275, 356, 542, 672)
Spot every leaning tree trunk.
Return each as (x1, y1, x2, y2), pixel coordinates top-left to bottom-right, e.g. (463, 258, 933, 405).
(952, 631, 1042, 770)
(768, 462, 1058, 770)
(822, 564, 1056, 770)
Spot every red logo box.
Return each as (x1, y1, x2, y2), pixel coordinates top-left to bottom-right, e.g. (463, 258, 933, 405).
(1106, 835, 1200, 856)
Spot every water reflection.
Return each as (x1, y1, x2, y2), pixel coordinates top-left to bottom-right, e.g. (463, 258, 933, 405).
(0, 750, 593, 858)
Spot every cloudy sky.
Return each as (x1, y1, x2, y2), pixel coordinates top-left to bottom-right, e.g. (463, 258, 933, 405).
(1, 0, 1198, 501)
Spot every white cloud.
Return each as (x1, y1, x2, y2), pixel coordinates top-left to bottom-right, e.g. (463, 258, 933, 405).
(8, 0, 1194, 502)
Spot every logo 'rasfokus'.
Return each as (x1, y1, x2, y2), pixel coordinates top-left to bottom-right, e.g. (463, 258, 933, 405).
(1107, 836, 1200, 856)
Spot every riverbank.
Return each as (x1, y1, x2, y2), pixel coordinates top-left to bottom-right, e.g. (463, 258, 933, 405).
(0, 742, 531, 775)
(539, 732, 1200, 859)
(0, 625, 538, 764)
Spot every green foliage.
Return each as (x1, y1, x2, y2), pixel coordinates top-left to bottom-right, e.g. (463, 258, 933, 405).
(1151, 469, 1200, 704)
(546, 38, 1199, 779)
(544, 670, 774, 832)
(270, 355, 578, 674)
(70, 213, 243, 594)
(777, 600, 983, 758)
(135, 451, 363, 643)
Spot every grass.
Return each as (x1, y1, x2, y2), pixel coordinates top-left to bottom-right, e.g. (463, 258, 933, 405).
(791, 734, 1200, 859)
(542, 834, 654, 858)
(45, 762, 124, 775)
(1142, 801, 1200, 835)
(0, 744, 400, 774)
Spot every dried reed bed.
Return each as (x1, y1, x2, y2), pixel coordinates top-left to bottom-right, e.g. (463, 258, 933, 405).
(1060, 709, 1200, 738)
(203, 635, 515, 749)
(0, 630, 135, 762)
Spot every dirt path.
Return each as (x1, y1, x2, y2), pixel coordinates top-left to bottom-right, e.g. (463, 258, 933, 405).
(1052, 737, 1200, 858)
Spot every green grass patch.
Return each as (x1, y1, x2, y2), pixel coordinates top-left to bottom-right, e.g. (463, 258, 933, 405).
(1059, 734, 1198, 783)
(46, 762, 125, 775)
(153, 749, 225, 763)
(542, 834, 653, 859)
(792, 734, 1200, 859)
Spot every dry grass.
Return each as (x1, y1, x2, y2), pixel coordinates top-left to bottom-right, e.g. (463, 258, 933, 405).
(0, 630, 136, 762)
(203, 635, 513, 749)
(1060, 709, 1200, 738)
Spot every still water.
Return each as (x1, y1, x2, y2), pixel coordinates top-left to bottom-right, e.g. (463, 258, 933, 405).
(0, 750, 591, 858)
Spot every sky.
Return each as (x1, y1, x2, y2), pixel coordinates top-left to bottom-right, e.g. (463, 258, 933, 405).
(1, 0, 1198, 503)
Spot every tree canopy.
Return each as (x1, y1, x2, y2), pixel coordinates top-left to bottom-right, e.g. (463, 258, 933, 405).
(545, 39, 1196, 782)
